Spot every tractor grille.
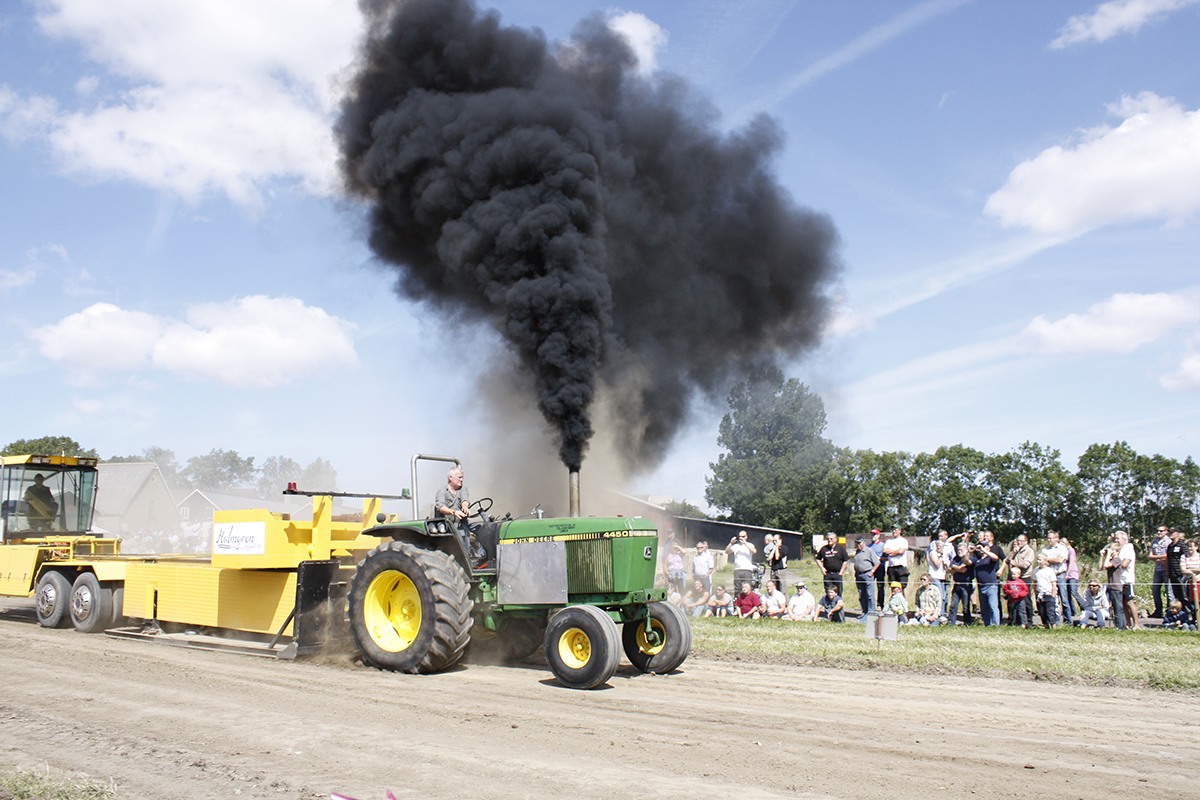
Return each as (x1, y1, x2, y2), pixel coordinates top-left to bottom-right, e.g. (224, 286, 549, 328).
(566, 538, 614, 593)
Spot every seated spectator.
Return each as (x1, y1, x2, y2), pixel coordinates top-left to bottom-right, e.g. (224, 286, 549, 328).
(816, 586, 845, 622)
(734, 582, 762, 620)
(1034, 555, 1059, 629)
(682, 580, 710, 618)
(885, 581, 908, 616)
(1077, 580, 1110, 628)
(786, 580, 817, 621)
(759, 580, 787, 619)
(1162, 600, 1196, 631)
(1003, 566, 1030, 628)
(706, 584, 734, 617)
(913, 573, 943, 625)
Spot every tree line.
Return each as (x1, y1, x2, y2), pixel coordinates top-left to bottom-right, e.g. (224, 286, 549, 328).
(702, 368, 1200, 553)
(2, 436, 337, 498)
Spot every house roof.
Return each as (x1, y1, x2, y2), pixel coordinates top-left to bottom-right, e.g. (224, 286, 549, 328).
(177, 488, 356, 517)
(95, 462, 166, 517)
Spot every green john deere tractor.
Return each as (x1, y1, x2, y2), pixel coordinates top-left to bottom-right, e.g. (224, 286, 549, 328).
(341, 455, 691, 689)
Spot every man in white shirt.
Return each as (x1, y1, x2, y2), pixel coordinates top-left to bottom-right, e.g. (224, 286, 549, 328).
(883, 529, 910, 593)
(759, 580, 787, 618)
(786, 580, 817, 621)
(725, 530, 757, 590)
(691, 541, 715, 593)
(1039, 530, 1072, 626)
(926, 530, 951, 617)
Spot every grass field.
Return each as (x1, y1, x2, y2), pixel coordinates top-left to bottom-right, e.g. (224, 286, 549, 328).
(692, 557, 1200, 690)
(0, 768, 111, 800)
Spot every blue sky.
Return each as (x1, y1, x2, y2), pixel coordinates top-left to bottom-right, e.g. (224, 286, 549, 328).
(2, 0, 1199, 517)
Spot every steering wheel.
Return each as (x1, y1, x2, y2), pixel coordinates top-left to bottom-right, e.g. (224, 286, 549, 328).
(468, 498, 493, 517)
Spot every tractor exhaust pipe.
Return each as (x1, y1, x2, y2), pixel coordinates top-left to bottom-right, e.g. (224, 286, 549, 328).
(569, 470, 580, 517)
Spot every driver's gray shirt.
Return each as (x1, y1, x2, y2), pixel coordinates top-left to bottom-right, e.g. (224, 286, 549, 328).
(434, 484, 469, 518)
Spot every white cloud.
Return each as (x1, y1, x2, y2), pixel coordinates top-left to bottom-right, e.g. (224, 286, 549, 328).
(0, 0, 361, 209)
(1051, 0, 1199, 49)
(1019, 292, 1200, 354)
(984, 93, 1200, 236)
(607, 11, 668, 76)
(31, 296, 357, 387)
(1162, 352, 1200, 390)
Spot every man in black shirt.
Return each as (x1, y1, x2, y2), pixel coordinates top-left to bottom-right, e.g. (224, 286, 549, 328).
(815, 532, 849, 596)
(1166, 529, 1193, 624)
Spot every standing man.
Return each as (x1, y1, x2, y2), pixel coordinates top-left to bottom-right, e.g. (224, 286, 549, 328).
(1040, 530, 1072, 626)
(883, 528, 910, 595)
(725, 531, 757, 591)
(1008, 534, 1036, 626)
(947, 542, 975, 625)
(926, 531, 951, 618)
(1166, 529, 1193, 625)
(1149, 525, 1173, 618)
(869, 529, 887, 610)
(691, 541, 715, 594)
(815, 532, 849, 596)
(1105, 530, 1139, 630)
(973, 530, 1005, 627)
(767, 534, 789, 589)
(853, 536, 880, 616)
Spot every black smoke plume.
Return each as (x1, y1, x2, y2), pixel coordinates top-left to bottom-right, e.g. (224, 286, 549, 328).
(337, 0, 839, 472)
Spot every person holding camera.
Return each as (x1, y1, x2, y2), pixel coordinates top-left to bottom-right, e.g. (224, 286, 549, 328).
(946, 541, 975, 625)
(725, 530, 757, 590)
(973, 530, 1006, 627)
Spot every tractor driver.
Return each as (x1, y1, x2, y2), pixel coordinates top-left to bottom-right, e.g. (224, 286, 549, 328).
(435, 466, 477, 559)
(24, 473, 58, 531)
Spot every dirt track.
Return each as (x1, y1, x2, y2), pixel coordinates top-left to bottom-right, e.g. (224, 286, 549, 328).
(2, 600, 1198, 800)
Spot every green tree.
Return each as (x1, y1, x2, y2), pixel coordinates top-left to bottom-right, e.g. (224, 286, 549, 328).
(912, 444, 990, 536)
(257, 456, 304, 497)
(704, 366, 834, 530)
(663, 499, 708, 519)
(299, 457, 338, 493)
(984, 441, 1075, 544)
(2, 436, 98, 458)
(182, 449, 257, 492)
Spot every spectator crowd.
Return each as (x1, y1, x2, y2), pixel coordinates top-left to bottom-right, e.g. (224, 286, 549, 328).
(666, 526, 1200, 631)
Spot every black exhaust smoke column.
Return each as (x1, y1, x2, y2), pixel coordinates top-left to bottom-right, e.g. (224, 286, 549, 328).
(337, 0, 840, 473)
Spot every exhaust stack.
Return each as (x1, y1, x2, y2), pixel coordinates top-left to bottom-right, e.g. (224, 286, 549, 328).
(569, 470, 580, 518)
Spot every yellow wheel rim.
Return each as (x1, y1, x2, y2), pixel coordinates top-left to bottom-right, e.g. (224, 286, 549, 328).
(364, 570, 421, 652)
(635, 618, 666, 656)
(557, 627, 592, 669)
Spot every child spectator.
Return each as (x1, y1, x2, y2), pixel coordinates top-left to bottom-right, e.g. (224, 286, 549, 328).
(1003, 566, 1030, 628)
(816, 586, 845, 622)
(1162, 600, 1195, 631)
(886, 581, 908, 616)
(734, 582, 762, 620)
(706, 584, 734, 617)
(1034, 555, 1058, 629)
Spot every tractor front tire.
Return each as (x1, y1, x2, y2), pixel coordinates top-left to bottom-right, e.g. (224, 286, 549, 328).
(544, 605, 620, 689)
(69, 572, 113, 633)
(349, 542, 472, 674)
(35, 571, 73, 628)
(622, 601, 692, 674)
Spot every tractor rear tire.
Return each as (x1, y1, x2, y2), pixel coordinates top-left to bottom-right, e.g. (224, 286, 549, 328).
(69, 572, 114, 633)
(34, 571, 73, 628)
(544, 605, 620, 689)
(622, 601, 692, 674)
(349, 542, 472, 674)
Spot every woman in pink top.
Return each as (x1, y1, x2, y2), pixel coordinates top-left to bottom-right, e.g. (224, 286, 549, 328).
(1063, 538, 1083, 620)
